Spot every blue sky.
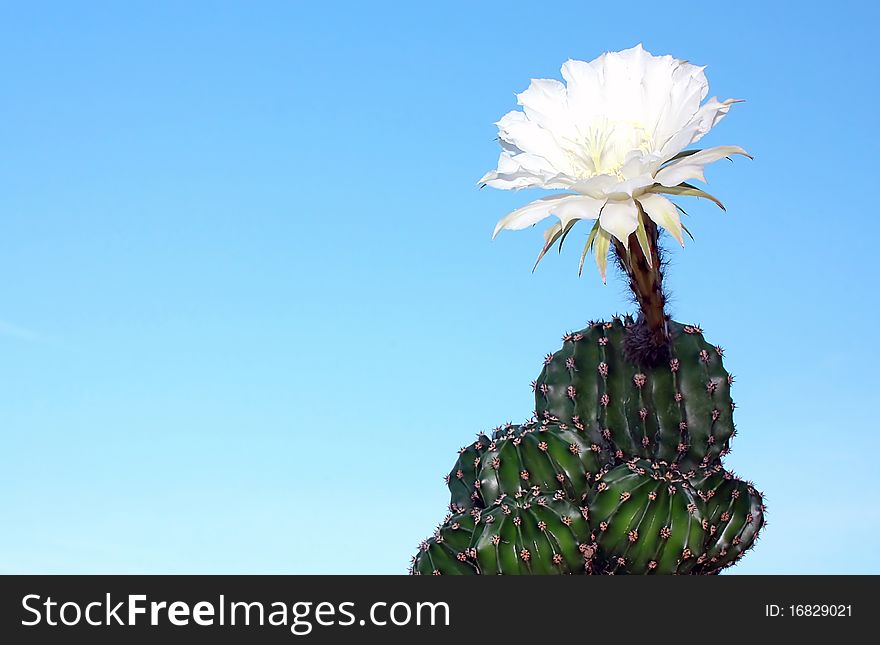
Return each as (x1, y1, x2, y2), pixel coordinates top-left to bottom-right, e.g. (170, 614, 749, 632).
(1, 1, 877, 574)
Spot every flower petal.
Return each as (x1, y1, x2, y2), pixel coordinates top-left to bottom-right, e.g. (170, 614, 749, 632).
(648, 182, 726, 210)
(479, 152, 572, 190)
(594, 229, 612, 283)
(533, 221, 565, 271)
(578, 219, 602, 276)
(495, 110, 573, 174)
(551, 195, 605, 226)
(601, 173, 655, 200)
(649, 63, 710, 149)
(560, 58, 603, 124)
(599, 199, 639, 246)
(638, 193, 684, 246)
(516, 78, 577, 139)
(634, 205, 653, 267)
(571, 174, 621, 198)
(657, 98, 743, 160)
(492, 194, 575, 238)
(655, 145, 751, 187)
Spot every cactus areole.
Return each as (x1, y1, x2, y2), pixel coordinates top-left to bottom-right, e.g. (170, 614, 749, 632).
(411, 45, 764, 575)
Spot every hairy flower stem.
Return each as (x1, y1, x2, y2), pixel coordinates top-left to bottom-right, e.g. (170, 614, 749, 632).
(612, 217, 670, 365)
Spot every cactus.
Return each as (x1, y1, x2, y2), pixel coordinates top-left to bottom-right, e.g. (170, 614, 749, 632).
(412, 314, 767, 575)
(476, 420, 612, 506)
(587, 458, 706, 574)
(583, 458, 767, 575)
(411, 492, 592, 575)
(691, 467, 766, 574)
(471, 493, 592, 574)
(535, 317, 735, 472)
(410, 510, 479, 575)
(446, 432, 492, 512)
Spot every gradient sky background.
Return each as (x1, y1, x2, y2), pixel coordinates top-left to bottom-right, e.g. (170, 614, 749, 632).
(1, 1, 878, 574)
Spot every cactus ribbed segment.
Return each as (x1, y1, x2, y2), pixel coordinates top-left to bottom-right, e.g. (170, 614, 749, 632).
(410, 511, 479, 575)
(477, 421, 611, 505)
(691, 468, 766, 573)
(471, 494, 592, 575)
(535, 318, 735, 471)
(446, 433, 492, 512)
(588, 459, 706, 574)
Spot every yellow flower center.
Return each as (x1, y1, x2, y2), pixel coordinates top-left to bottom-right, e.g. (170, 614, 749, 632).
(568, 119, 655, 179)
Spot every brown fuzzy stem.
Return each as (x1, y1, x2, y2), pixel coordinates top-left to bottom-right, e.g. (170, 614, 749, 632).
(612, 217, 670, 364)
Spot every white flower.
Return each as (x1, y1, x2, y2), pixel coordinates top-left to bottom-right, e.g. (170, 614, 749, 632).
(480, 44, 750, 281)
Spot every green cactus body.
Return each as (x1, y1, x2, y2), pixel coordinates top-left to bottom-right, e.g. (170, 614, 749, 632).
(410, 511, 479, 575)
(418, 320, 765, 575)
(588, 459, 706, 574)
(691, 467, 766, 573)
(535, 318, 735, 472)
(477, 421, 611, 505)
(446, 433, 492, 512)
(471, 494, 591, 575)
